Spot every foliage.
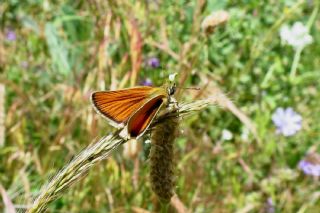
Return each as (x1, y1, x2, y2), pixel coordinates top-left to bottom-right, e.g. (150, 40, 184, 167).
(1, 0, 320, 212)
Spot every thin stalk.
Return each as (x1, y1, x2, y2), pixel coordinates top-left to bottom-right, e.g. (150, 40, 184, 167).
(160, 202, 170, 213)
(289, 47, 303, 80)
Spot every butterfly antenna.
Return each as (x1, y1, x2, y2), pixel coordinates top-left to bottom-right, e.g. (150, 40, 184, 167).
(176, 86, 200, 90)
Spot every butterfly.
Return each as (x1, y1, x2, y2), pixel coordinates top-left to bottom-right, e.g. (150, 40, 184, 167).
(91, 84, 176, 139)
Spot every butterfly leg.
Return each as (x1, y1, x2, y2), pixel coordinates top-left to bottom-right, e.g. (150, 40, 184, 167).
(168, 96, 179, 110)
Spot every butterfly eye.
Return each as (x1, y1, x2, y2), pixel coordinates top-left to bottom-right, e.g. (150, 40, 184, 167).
(168, 83, 176, 96)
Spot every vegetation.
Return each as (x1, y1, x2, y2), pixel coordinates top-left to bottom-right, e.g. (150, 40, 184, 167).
(1, 0, 319, 212)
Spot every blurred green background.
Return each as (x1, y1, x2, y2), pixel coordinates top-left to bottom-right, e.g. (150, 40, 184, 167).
(1, 0, 320, 212)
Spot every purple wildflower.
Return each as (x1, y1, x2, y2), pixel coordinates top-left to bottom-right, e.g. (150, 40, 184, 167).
(6, 30, 16, 41)
(147, 57, 160, 68)
(271, 107, 302, 137)
(141, 78, 153, 86)
(21, 61, 29, 68)
(298, 153, 320, 177)
(264, 198, 275, 213)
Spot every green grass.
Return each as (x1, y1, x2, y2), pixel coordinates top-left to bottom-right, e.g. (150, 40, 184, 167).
(1, 0, 320, 212)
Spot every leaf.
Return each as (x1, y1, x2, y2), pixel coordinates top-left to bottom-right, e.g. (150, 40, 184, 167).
(45, 23, 71, 75)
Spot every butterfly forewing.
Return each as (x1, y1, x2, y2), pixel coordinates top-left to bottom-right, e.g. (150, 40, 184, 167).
(127, 96, 165, 138)
(91, 87, 166, 129)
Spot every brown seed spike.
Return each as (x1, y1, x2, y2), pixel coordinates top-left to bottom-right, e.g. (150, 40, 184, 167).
(149, 106, 179, 203)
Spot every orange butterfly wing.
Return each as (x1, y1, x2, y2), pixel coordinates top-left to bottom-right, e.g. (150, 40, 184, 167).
(91, 87, 166, 130)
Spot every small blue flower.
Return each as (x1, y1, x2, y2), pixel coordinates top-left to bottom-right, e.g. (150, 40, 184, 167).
(140, 78, 153, 86)
(271, 107, 302, 137)
(298, 153, 320, 177)
(147, 57, 160, 68)
(6, 30, 16, 41)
